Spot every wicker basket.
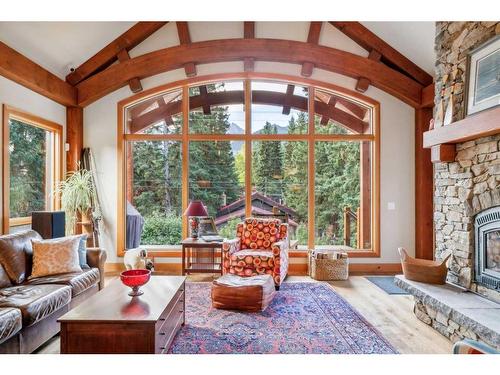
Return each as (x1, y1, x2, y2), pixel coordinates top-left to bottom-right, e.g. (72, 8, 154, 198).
(309, 251, 349, 281)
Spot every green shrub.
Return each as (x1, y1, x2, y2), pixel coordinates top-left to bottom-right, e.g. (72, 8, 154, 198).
(141, 214, 182, 245)
(217, 217, 241, 239)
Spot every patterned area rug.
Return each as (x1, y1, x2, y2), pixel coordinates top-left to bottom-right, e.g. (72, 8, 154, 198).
(169, 282, 397, 354)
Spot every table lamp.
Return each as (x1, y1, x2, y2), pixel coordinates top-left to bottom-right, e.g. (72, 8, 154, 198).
(184, 200, 208, 239)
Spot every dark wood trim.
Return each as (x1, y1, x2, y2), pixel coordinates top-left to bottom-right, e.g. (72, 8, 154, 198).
(243, 22, 255, 72)
(176, 22, 197, 77)
(421, 83, 435, 108)
(66, 107, 84, 172)
(117, 49, 143, 93)
(330, 21, 433, 86)
(431, 144, 455, 163)
(423, 106, 500, 148)
(301, 21, 323, 77)
(76, 38, 423, 108)
(415, 108, 434, 260)
(0, 41, 77, 106)
(66, 22, 167, 85)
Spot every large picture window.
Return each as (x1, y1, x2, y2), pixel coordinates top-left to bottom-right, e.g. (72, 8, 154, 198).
(2, 105, 62, 233)
(119, 74, 378, 256)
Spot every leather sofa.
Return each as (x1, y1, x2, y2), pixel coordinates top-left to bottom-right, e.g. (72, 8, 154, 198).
(0, 230, 106, 354)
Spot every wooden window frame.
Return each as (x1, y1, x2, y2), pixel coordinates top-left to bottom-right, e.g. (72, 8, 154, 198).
(2, 105, 63, 233)
(117, 72, 380, 258)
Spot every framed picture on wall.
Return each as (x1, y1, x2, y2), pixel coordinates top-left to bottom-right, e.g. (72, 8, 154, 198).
(466, 35, 500, 116)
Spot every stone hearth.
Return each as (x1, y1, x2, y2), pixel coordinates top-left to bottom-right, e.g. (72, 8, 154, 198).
(395, 276, 500, 350)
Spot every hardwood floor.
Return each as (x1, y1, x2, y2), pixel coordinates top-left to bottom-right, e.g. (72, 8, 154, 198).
(36, 274, 452, 354)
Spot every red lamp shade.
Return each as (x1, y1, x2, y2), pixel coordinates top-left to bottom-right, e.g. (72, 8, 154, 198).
(184, 200, 208, 217)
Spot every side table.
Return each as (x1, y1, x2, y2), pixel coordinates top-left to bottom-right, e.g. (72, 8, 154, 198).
(181, 238, 223, 275)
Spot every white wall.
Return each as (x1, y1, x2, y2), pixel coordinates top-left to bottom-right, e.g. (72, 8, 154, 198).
(0, 75, 66, 230)
(84, 22, 415, 264)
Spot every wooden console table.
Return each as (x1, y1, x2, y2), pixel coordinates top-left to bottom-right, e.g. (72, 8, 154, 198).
(58, 276, 186, 354)
(181, 238, 223, 275)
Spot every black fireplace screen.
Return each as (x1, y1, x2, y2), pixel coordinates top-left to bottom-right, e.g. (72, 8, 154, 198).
(475, 207, 500, 290)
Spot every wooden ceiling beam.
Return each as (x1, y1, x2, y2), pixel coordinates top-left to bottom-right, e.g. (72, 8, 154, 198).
(282, 84, 295, 115)
(77, 38, 423, 108)
(129, 89, 368, 134)
(330, 22, 433, 86)
(301, 21, 323, 77)
(0, 41, 77, 106)
(116, 49, 143, 93)
(198, 85, 211, 114)
(176, 22, 197, 77)
(320, 96, 336, 125)
(355, 49, 382, 93)
(66, 22, 167, 85)
(243, 22, 255, 71)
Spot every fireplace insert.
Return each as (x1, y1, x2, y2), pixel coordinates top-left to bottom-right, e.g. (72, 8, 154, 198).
(475, 207, 500, 291)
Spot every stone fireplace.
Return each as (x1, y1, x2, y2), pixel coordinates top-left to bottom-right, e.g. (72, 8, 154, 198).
(396, 22, 500, 350)
(434, 135, 500, 304)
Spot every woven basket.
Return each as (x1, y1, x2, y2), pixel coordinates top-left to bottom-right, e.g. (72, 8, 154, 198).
(309, 252, 349, 281)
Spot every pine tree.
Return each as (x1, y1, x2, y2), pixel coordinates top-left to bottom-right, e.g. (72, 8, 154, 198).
(252, 122, 284, 200)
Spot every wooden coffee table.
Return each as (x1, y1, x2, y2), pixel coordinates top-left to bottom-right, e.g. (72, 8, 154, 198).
(58, 275, 186, 354)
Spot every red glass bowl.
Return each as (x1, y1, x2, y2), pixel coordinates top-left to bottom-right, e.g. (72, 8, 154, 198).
(120, 269, 151, 296)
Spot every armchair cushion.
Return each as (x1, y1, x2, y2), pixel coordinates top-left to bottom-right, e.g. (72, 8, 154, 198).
(237, 218, 287, 250)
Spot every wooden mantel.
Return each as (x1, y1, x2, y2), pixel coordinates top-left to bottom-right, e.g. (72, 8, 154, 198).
(423, 106, 500, 162)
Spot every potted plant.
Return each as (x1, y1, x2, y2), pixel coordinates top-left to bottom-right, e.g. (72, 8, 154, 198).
(57, 167, 99, 235)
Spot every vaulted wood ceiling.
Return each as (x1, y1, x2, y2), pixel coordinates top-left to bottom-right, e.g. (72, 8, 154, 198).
(0, 21, 434, 110)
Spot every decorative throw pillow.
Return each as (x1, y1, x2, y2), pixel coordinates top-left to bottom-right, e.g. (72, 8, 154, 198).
(30, 235, 83, 278)
(78, 234, 90, 269)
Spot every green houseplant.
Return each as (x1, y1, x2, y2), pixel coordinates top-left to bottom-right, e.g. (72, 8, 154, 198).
(57, 167, 98, 235)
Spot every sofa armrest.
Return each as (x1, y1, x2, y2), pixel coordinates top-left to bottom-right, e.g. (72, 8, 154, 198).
(86, 248, 107, 290)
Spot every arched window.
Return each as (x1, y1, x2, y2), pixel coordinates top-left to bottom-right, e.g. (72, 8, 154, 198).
(118, 74, 379, 257)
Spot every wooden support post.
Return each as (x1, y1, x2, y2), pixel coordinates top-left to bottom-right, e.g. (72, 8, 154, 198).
(356, 50, 382, 92)
(282, 84, 295, 115)
(343, 207, 351, 247)
(66, 107, 83, 173)
(116, 49, 143, 93)
(176, 22, 197, 77)
(301, 22, 323, 77)
(199, 86, 211, 115)
(359, 141, 371, 249)
(243, 22, 255, 71)
(415, 107, 434, 260)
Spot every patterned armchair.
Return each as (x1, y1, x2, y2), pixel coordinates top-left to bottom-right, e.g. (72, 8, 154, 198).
(222, 218, 289, 289)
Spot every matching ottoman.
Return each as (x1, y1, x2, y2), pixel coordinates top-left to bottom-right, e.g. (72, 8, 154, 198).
(211, 274, 275, 312)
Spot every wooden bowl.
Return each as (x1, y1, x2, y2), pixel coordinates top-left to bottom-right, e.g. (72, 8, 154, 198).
(398, 248, 450, 284)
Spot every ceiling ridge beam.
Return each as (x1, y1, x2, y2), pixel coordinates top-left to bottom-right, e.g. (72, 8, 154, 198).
(117, 49, 143, 93)
(301, 21, 323, 77)
(243, 22, 255, 71)
(76, 38, 424, 108)
(66, 22, 167, 86)
(176, 22, 197, 77)
(355, 49, 382, 93)
(0, 41, 77, 106)
(330, 21, 433, 86)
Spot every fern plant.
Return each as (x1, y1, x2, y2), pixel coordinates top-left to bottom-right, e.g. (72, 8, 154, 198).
(56, 168, 96, 235)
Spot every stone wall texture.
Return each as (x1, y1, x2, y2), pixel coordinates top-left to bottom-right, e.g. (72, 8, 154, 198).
(434, 22, 500, 302)
(435, 21, 499, 122)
